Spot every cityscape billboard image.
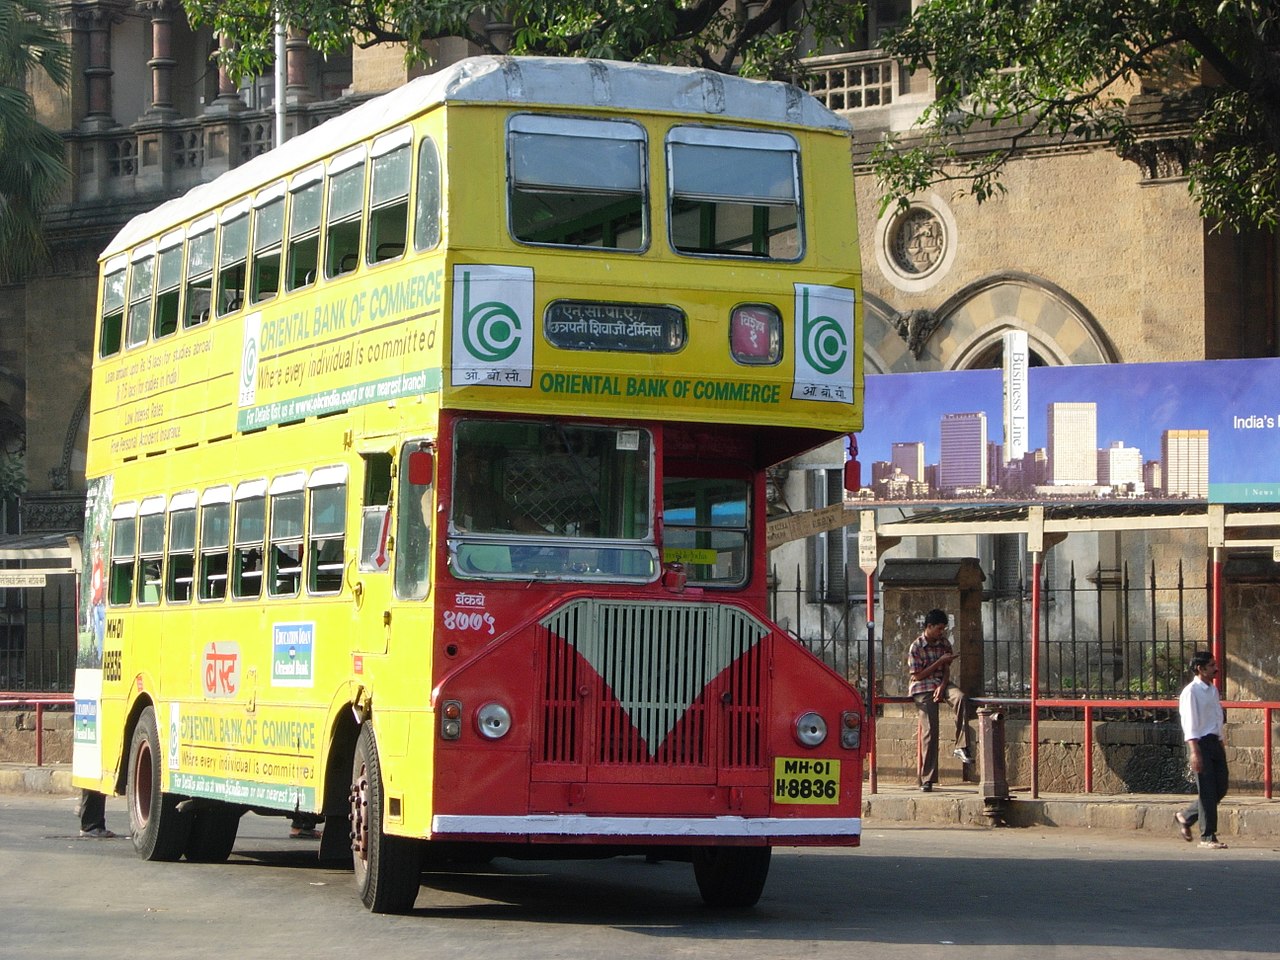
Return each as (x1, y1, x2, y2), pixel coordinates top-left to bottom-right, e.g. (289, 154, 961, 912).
(855, 357, 1280, 505)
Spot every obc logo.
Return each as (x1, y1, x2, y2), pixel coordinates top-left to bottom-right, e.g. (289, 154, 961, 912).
(461, 270, 521, 362)
(450, 265, 534, 388)
(799, 286, 848, 376)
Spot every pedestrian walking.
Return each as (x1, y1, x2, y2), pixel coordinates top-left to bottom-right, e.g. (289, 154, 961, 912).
(1175, 651, 1229, 849)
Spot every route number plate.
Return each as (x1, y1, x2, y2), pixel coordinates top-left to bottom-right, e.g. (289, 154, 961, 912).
(773, 757, 840, 804)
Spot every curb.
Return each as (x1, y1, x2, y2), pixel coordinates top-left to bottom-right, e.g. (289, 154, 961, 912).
(862, 788, 1280, 839)
(0, 765, 74, 796)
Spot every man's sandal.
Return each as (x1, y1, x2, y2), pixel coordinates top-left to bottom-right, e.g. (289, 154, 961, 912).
(1175, 813, 1193, 842)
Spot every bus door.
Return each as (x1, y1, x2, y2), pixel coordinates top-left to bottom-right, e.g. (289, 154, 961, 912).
(354, 442, 434, 657)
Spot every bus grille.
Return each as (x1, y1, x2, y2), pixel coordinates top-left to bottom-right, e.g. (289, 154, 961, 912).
(538, 599, 767, 768)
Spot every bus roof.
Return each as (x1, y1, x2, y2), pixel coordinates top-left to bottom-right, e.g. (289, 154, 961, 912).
(102, 56, 851, 261)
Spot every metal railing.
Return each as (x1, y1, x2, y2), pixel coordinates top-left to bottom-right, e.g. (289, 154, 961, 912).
(768, 560, 1211, 700)
(0, 693, 73, 766)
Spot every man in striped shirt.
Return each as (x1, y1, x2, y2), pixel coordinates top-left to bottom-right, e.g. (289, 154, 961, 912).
(907, 608, 975, 792)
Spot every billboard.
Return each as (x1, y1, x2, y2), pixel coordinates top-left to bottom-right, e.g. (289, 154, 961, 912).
(855, 357, 1280, 505)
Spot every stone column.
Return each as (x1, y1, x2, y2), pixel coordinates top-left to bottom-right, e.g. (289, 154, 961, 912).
(77, 2, 122, 131)
(138, 0, 178, 117)
(206, 34, 246, 113)
(285, 27, 315, 104)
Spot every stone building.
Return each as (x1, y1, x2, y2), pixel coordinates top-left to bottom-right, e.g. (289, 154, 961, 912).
(5, 2, 1278, 780)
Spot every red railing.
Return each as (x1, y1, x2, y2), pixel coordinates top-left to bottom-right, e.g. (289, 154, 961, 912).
(868, 693, 1279, 800)
(0, 693, 74, 766)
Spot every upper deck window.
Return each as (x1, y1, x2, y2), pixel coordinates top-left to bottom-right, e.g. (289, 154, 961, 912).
(508, 115, 646, 251)
(251, 184, 285, 305)
(217, 203, 250, 316)
(184, 223, 215, 328)
(667, 127, 801, 260)
(125, 248, 155, 349)
(368, 129, 410, 265)
(153, 232, 184, 339)
(325, 148, 365, 279)
(287, 167, 323, 291)
(414, 138, 441, 252)
(99, 259, 126, 357)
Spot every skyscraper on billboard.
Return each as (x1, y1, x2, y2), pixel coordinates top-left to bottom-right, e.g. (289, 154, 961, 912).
(939, 412, 987, 491)
(1048, 402, 1098, 486)
(1162, 429, 1209, 498)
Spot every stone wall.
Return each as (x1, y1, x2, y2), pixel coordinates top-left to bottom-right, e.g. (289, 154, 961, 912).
(853, 147, 1212, 367)
(0, 707, 72, 764)
(871, 712, 1277, 795)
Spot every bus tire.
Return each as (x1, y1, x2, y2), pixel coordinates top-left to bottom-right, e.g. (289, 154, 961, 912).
(127, 705, 191, 862)
(692, 845, 771, 908)
(350, 724, 421, 913)
(185, 806, 241, 863)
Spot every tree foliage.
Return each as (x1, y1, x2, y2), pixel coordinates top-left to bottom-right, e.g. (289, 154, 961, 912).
(183, 0, 861, 82)
(0, 0, 70, 283)
(871, 0, 1280, 231)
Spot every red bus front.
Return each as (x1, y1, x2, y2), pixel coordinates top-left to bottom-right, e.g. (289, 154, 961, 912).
(422, 413, 863, 905)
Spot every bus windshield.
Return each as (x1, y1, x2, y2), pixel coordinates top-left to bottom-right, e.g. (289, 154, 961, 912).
(448, 419, 656, 581)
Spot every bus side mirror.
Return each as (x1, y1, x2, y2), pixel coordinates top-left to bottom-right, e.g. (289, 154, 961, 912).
(408, 449, 434, 485)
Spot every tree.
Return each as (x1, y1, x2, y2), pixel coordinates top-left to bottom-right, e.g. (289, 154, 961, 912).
(0, 0, 70, 283)
(870, 0, 1280, 232)
(183, 0, 860, 82)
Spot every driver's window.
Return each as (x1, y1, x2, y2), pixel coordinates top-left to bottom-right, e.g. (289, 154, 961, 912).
(661, 476, 750, 587)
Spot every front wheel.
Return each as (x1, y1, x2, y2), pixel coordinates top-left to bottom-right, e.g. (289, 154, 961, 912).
(350, 723, 422, 913)
(692, 845, 771, 908)
(127, 705, 191, 862)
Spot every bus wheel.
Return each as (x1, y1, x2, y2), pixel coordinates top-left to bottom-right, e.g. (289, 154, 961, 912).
(692, 845, 771, 908)
(127, 706, 191, 862)
(350, 724, 421, 913)
(185, 806, 241, 863)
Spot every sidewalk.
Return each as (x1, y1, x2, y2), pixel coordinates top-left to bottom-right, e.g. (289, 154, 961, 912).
(6, 762, 1278, 840)
(864, 781, 1280, 840)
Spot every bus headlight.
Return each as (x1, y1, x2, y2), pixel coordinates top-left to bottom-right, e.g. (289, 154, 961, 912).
(441, 700, 462, 740)
(840, 710, 862, 749)
(794, 711, 827, 747)
(476, 702, 512, 740)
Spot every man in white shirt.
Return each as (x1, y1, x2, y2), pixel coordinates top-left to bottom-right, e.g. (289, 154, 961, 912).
(1175, 651, 1228, 849)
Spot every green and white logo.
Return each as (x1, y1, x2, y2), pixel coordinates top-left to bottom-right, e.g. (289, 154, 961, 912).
(799, 287, 848, 375)
(451, 265, 534, 387)
(792, 284, 855, 404)
(239, 312, 262, 407)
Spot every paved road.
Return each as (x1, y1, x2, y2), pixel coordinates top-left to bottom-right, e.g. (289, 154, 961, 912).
(5, 792, 1276, 960)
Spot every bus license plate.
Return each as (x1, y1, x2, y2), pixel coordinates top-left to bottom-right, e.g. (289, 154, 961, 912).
(773, 757, 840, 804)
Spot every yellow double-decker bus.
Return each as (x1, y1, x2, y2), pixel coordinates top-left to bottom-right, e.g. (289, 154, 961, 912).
(73, 56, 864, 912)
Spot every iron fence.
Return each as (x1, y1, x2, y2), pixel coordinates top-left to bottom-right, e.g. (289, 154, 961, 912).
(0, 579, 76, 692)
(769, 558, 1208, 705)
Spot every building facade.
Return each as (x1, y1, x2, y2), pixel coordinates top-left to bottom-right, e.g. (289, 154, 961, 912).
(4, 1, 1277, 708)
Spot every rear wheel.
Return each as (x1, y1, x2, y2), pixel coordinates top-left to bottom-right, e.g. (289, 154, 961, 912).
(692, 845, 771, 908)
(127, 705, 190, 862)
(185, 806, 241, 863)
(350, 724, 421, 913)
